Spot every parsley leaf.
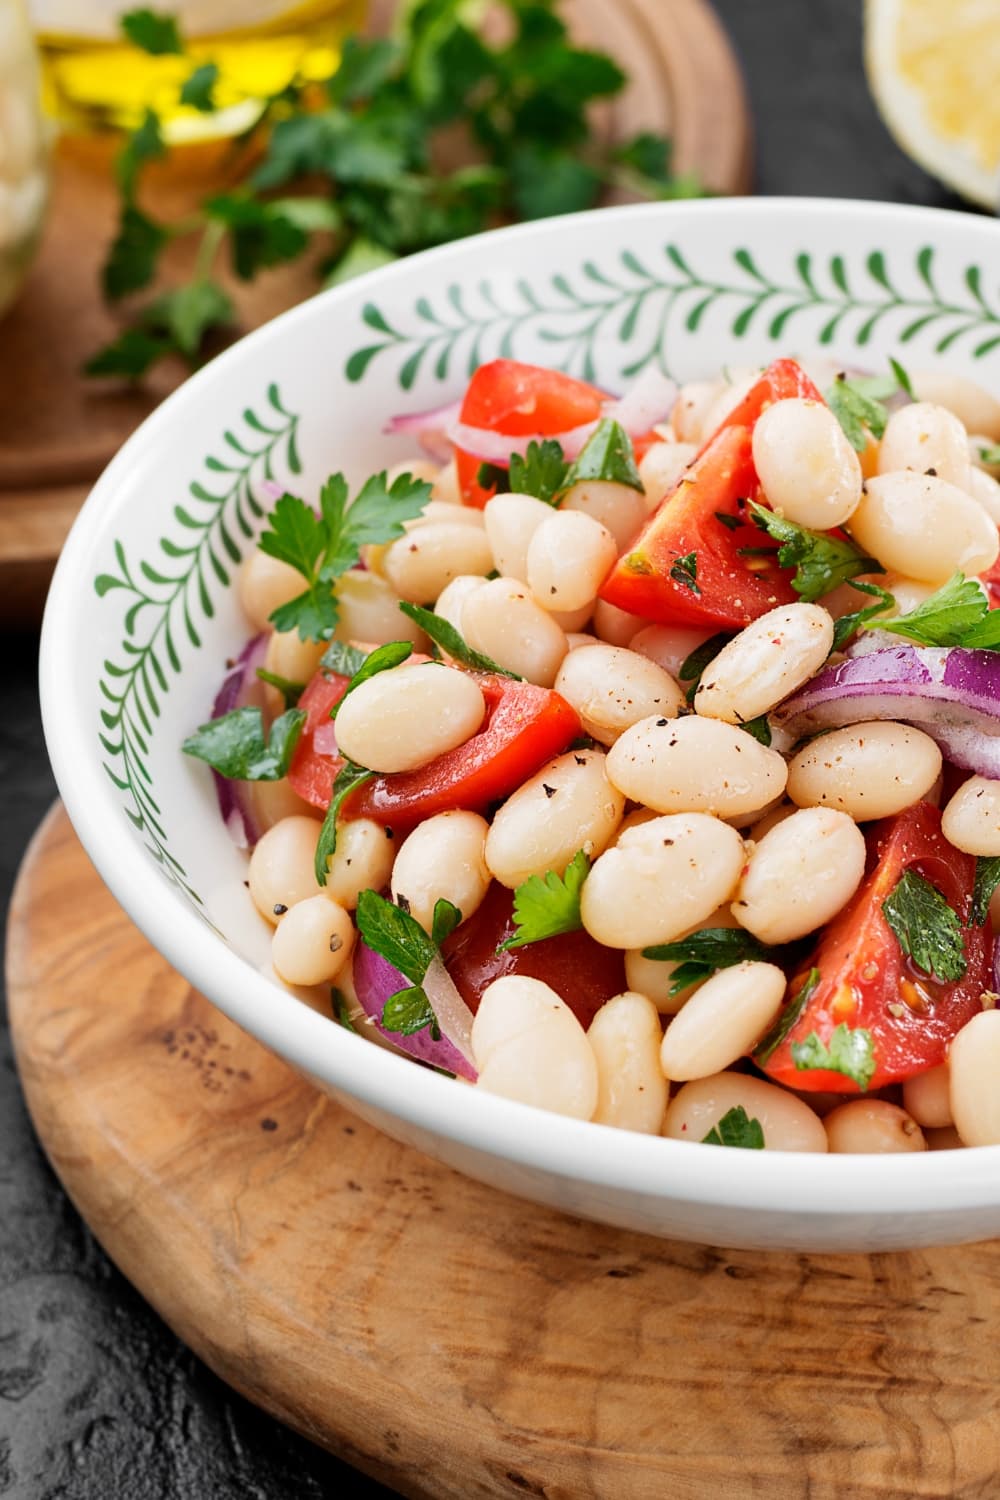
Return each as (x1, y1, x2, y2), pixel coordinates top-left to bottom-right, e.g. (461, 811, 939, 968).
(332, 987, 357, 1032)
(790, 1024, 877, 1092)
(747, 501, 883, 602)
(115, 108, 165, 201)
(678, 632, 731, 702)
(642, 927, 770, 996)
(867, 572, 997, 648)
(355, 888, 439, 983)
(83, 328, 173, 380)
(498, 850, 590, 951)
(825, 372, 897, 451)
(702, 1106, 765, 1149)
(978, 443, 1000, 466)
(889, 357, 915, 399)
(883, 870, 967, 981)
(330, 640, 413, 718)
(831, 580, 896, 650)
(259, 470, 432, 641)
(398, 601, 521, 677)
(320, 641, 367, 678)
(180, 61, 219, 112)
(972, 856, 1000, 928)
(121, 7, 183, 55)
(314, 761, 374, 885)
(255, 668, 304, 708)
(670, 551, 700, 595)
(754, 968, 820, 1065)
(139, 279, 235, 356)
(103, 205, 168, 300)
(430, 898, 462, 948)
(381, 985, 440, 1038)
(742, 715, 772, 746)
(563, 419, 643, 494)
(509, 440, 571, 504)
(182, 705, 305, 780)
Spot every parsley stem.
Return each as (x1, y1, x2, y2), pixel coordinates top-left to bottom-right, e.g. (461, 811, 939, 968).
(194, 217, 226, 283)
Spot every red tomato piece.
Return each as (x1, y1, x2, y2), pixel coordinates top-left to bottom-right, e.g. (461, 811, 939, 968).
(979, 544, 1000, 608)
(454, 359, 607, 507)
(598, 358, 823, 630)
(288, 671, 581, 833)
(443, 879, 625, 1030)
(758, 802, 992, 1094)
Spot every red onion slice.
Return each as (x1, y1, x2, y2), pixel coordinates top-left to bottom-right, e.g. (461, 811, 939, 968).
(384, 399, 463, 464)
(352, 938, 478, 1079)
(774, 645, 1000, 777)
(602, 366, 678, 434)
(209, 633, 270, 848)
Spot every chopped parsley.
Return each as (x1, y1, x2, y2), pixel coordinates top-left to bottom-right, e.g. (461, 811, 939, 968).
(182, 705, 304, 781)
(332, 988, 357, 1032)
(753, 967, 820, 1065)
(701, 1106, 765, 1149)
(475, 420, 641, 507)
(742, 715, 772, 746)
(866, 571, 1000, 649)
(330, 639, 413, 718)
(563, 418, 643, 494)
(320, 640, 368, 678)
(509, 440, 571, 504)
(825, 360, 913, 451)
(641, 927, 770, 997)
(882, 870, 967, 982)
(398, 601, 520, 677)
(430, 898, 462, 948)
(678, 632, 731, 703)
(830, 580, 896, 650)
(255, 667, 305, 708)
(314, 761, 375, 885)
(747, 501, 883, 602)
(381, 985, 440, 1038)
(259, 469, 432, 641)
(977, 443, 1000, 466)
(498, 850, 590, 951)
(355, 888, 447, 1039)
(121, 7, 182, 54)
(669, 550, 700, 595)
(790, 1023, 877, 1092)
(971, 856, 1000, 928)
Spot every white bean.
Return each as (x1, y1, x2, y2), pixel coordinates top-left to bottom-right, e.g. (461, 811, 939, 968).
(662, 1071, 828, 1152)
(747, 800, 797, 840)
(698, 368, 761, 440)
(485, 749, 624, 888)
(971, 433, 1000, 477)
(752, 397, 863, 527)
(638, 441, 697, 513)
(566, 631, 600, 650)
(787, 721, 942, 820)
(271, 893, 355, 987)
(942, 776, 1000, 855)
(624, 904, 741, 1015)
(823, 1100, 927, 1154)
(390, 811, 490, 932)
(383, 522, 493, 603)
(549, 603, 594, 633)
(332, 570, 426, 647)
(877, 401, 973, 491)
(659, 961, 785, 1081)
(926, 1125, 965, 1150)
(431, 457, 462, 505)
(592, 597, 646, 647)
(483, 493, 552, 581)
(671, 380, 721, 443)
(732, 808, 866, 944)
(404, 499, 485, 532)
(242, 777, 314, 837)
(968, 465, 1000, 525)
(472, 975, 598, 1119)
(334, 663, 485, 773)
(562, 478, 647, 548)
(387, 457, 439, 487)
(263, 627, 327, 685)
(462, 577, 568, 686)
(526, 510, 618, 612)
(694, 603, 833, 724)
(580, 813, 744, 949)
(606, 715, 787, 820)
(239, 550, 305, 633)
(629, 622, 713, 680)
(587, 991, 667, 1133)
(902, 1063, 953, 1129)
(849, 471, 1000, 581)
(911, 369, 1000, 441)
(433, 574, 488, 635)
(248, 815, 322, 924)
(950, 1009, 1000, 1146)
(554, 644, 684, 746)
(322, 817, 396, 911)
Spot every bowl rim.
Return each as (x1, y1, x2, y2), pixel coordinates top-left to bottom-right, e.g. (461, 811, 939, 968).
(41, 195, 1000, 1217)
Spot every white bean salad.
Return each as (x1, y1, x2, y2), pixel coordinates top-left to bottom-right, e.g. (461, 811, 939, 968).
(184, 354, 1000, 1154)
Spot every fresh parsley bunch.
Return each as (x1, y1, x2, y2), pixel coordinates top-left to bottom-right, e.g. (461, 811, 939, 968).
(88, 0, 702, 379)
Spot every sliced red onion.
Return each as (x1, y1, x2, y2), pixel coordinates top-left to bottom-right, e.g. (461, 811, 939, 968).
(210, 633, 270, 848)
(774, 645, 1000, 777)
(312, 720, 339, 757)
(257, 479, 284, 503)
(352, 939, 478, 1079)
(384, 399, 463, 464)
(602, 366, 678, 434)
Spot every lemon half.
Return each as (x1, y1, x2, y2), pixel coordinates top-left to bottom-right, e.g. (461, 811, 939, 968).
(865, 0, 1000, 208)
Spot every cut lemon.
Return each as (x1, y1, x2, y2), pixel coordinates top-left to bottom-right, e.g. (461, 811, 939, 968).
(865, 0, 1000, 208)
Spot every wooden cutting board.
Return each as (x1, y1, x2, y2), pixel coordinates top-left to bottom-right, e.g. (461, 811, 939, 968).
(0, 0, 751, 624)
(8, 803, 1000, 1500)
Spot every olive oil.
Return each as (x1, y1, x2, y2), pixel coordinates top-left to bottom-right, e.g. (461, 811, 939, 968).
(30, 0, 366, 139)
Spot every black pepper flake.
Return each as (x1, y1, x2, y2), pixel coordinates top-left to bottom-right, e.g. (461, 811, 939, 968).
(925, 466, 937, 476)
(261, 1118, 278, 1132)
(273, 903, 288, 916)
(329, 935, 343, 953)
(656, 718, 669, 727)
(397, 893, 411, 914)
(663, 838, 674, 847)
(574, 755, 587, 766)
(243, 880, 249, 888)
(385, 827, 394, 840)
(542, 784, 558, 799)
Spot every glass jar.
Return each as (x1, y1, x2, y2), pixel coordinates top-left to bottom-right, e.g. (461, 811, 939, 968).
(0, 0, 50, 319)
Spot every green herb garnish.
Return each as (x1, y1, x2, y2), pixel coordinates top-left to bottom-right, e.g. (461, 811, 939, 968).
(642, 927, 770, 997)
(747, 501, 883, 602)
(320, 641, 367, 678)
(830, 580, 896, 650)
(430, 898, 462, 949)
(332, 987, 357, 1032)
(669, 551, 700, 595)
(330, 640, 413, 718)
(509, 440, 572, 504)
(702, 1106, 765, 1149)
(753, 968, 820, 1065)
(121, 7, 182, 55)
(882, 870, 967, 982)
(971, 856, 1000, 928)
(355, 888, 446, 1039)
(865, 572, 1000, 649)
(498, 850, 590, 951)
(398, 601, 520, 677)
(562, 419, 643, 494)
(678, 632, 731, 703)
(182, 705, 304, 781)
(790, 1024, 877, 1092)
(255, 668, 305, 709)
(314, 761, 375, 885)
(825, 360, 912, 451)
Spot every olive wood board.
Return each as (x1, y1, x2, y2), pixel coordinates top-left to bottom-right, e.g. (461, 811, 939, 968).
(7, 803, 1000, 1500)
(0, 0, 751, 624)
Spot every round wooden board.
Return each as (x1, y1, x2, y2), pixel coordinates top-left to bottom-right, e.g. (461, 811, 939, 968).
(8, 804, 1000, 1500)
(0, 0, 750, 624)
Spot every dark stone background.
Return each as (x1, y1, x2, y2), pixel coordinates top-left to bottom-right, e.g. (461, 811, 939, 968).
(0, 1, 964, 1495)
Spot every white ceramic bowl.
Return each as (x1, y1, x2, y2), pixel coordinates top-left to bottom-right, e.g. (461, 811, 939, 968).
(41, 198, 1000, 1252)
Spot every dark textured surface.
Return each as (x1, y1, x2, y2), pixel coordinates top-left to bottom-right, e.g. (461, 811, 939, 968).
(0, 4, 964, 1496)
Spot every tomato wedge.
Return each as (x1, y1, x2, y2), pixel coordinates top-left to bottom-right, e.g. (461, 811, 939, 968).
(288, 669, 581, 833)
(455, 359, 608, 507)
(443, 879, 626, 1030)
(598, 358, 822, 630)
(757, 802, 992, 1094)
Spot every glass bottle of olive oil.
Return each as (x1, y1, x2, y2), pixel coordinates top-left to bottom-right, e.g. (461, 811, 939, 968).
(29, 0, 366, 140)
